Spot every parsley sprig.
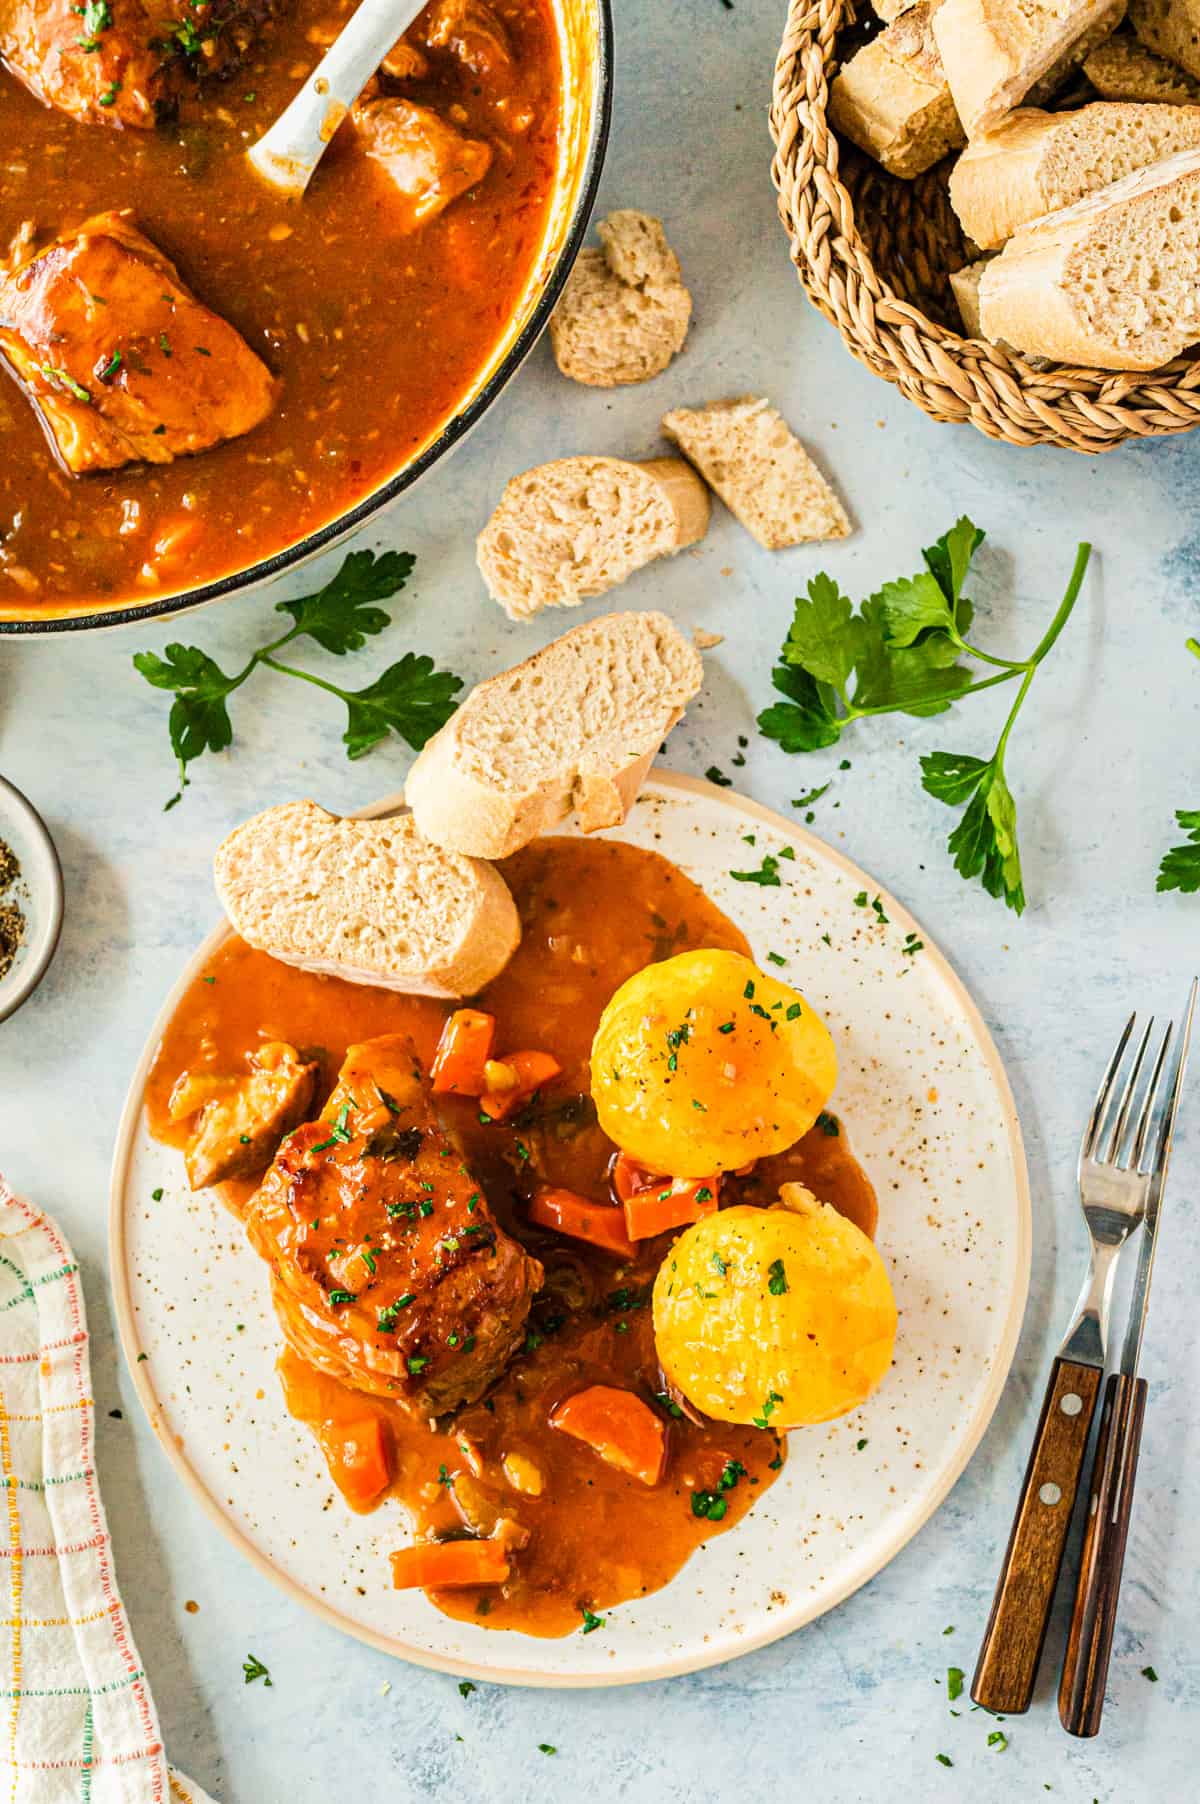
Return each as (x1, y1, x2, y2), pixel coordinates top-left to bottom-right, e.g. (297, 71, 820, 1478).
(134, 551, 462, 807)
(1157, 638, 1200, 895)
(758, 519, 1091, 914)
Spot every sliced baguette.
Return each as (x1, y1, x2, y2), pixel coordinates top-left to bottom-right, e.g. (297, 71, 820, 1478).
(476, 454, 709, 620)
(549, 210, 692, 387)
(932, 0, 1125, 138)
(949, 101, 1200, 247)
(978, 144, 1200, 367)
(949, 259, 990, 335)
(1130, 0, 1200, 82)
(661, 397, 851, 549)
(405, 611, 703, 859)
(214, 802, 520, 998)
(1085, 29, 1200, 101)
(829, 3, 965, 178)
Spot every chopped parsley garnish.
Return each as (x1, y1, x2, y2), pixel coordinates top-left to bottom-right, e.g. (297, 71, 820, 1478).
(785, 1002, 802, 1021)
(934, 1753, 952, 1768)
(711, 1251, 728, 1276)
(947, 1667, 964, 1702)
(730, 853, 781, 887)
(358, 1247, 377, 1275)
(37, 363, 91, 403)
(792, 782, 831, 810)
(438, 1463, 453, 1487)
(652, 1391, 684, 1419)
(151, 1187, 163, 1201)
(768, 1452, 783, 1470)
(75, 0, 112, 49)
(902, 931, 924, 957)
(817, 1110, 839, 1136)
(242, 1653, 272, 1686)
(97, 78, 121, 105)
(312, 1101, 354, 1153)
(856, 1438, 868, 1451)
(458, 1680, 475, 1697)
(327, 1289, 357, 1307)
(692, 1098, 707, 1111)
(767, 1258, 788, 1295)
(766, 951, 787, 966)
(752, 1389, 783, 1430)
(717, 1020, 735, 1034)
(538, 1744, 557, 1756)
(705, 766, 732, 787)
(743, 980, 755, 999)
(96, 349, 122, 382)
(695, 1186, 713, 1203)
(419, 1201, 434, 1218)
(580, 1608, 604, 1634)
(691, 1490, 726, 1521)
(1142, 1665, 1159, 1682)
(376, 1294, 414, 1332)
(987, 1731, 1008, 1751)
(406, 1355, 429, 1375)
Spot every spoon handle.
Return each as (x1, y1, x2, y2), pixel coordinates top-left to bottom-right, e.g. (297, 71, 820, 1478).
(249, 0, 426, 197)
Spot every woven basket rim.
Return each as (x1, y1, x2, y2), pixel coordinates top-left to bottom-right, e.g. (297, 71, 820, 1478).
(768, 0, 1200, 452)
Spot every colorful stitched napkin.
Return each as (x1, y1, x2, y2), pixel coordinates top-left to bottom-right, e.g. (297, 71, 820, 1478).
(0, 1177, 216, 1804)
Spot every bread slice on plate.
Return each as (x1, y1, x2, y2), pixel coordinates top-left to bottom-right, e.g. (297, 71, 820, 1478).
(828, 2, 965, 178)
(661, 397, 851, 549)
(550, 210, 692, 387)
(214, 802, 520, 998)
(1130, 0, 1200, 81)
(949, 101, 1200, 247)
(476, 454, 709, 620)
(405, 611, 703, 860)
(978, 144, 1200, 367)
(1085, 29, 1200, 102)
(932, 0, 1124, 138)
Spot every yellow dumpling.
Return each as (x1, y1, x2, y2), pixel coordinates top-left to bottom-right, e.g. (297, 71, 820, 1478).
(590, 949, 837, 1177)
(652, 1191, 897, 1428)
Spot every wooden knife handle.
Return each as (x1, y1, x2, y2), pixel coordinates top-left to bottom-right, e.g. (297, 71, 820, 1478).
(1058, 1371, 1147, 1737)
(971, 1356, 1103, 1715)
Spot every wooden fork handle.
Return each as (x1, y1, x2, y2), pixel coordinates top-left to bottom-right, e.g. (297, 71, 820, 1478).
(971, 1357, 1103, 1715)
(1058, 1371, 1147, 1737)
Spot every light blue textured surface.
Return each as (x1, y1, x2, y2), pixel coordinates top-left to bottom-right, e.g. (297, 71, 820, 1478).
(1, 1, 1198, 1797)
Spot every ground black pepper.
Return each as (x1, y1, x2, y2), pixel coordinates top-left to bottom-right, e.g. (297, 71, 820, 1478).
(0, 838, 24, 982)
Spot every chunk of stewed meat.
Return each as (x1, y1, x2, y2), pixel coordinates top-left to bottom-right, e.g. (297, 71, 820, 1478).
(352, 98, 492, 232)
(0, 211, 276, 474)
(247, 1034, 543, 1417)
(171, 1041, 319, 1191)
(420, 0, 513, 80)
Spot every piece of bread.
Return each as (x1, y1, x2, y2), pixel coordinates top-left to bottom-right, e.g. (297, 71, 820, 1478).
(1130, 0, 1200, 81)
(660, 397, 851, 550)
(549, 210, 692, 387)
(476, 454, 709, 620)
(978, 144, 1200, 367)
(213, 803, 520, 998)
(828, 3, 965, 177)
(1085, 29, 1200, 101)
(870, 0, 917, 20)
(405, 611, 703, 859)
(949, 259, 989, 335)
(932, 0, 1125, 138)
(949, 102, 1200, 247)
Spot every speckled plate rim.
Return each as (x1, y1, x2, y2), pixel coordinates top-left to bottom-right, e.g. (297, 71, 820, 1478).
(108, 772, 1031, 1687)
(0, 773, 65, 1024)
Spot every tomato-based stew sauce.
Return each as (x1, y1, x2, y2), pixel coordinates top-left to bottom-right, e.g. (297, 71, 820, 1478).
(0, 0, 559, 615)
(147, 839, 877, 1636)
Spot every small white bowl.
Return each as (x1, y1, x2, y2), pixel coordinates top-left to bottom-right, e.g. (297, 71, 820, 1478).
(0, 775, 63, 1024)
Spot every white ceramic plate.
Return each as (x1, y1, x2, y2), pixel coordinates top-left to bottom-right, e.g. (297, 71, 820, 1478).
(109, 774, 1030, 1686)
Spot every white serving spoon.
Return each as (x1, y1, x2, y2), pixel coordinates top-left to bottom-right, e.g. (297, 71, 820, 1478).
(248, 0, 426, 197)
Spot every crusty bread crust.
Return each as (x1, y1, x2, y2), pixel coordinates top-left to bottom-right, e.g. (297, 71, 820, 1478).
(476, 454, 709, 619)
(405, 611, 704, 859)
(933, 0, 1125, 138)
(661, 397, 851, 548)
(829, 3, 965, 178)
(949, 101, 1200, 247)
(214, 802, 520, 997)
(1131, 0, 1200, 81)
(978, 143, 1200, 366)
(1086, 29, 1200, 102)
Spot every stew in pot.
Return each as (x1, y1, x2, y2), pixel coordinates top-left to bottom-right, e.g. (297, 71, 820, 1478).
(0, 0, 560, 615)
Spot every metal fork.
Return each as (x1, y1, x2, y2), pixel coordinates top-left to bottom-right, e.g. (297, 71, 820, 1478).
(972, 1009, 1175, 1716)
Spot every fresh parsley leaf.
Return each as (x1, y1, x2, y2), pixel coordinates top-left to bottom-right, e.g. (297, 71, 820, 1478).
(923, 516, 985, 606)
(758, 661, 842, 752)
(875, 569, 957, 649)
(919, 750, 991, 805)
(947, 1666, 964, 1702)
(243, 1653, 272, 1686)
(852, 594, 971, 716)
(778, 571, 866, 690)
(341, 654, 463, 759)
(135, 550, 460, 802)
(926, 756, 1025, 914)
(1159, 812, 1200, 892)
(729, 853, 781, 886)
(275, 548, 415, 653)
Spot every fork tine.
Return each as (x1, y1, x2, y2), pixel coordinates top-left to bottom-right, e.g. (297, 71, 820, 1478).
(1103, 1016, 1155, 1166)
(1081, 1012, 1136, 1163)
(1145, 979, 1198, 1182)
(1129, 1022, 1174, 1172)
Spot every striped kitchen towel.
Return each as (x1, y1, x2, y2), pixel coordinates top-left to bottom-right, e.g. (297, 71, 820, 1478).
(0, 1177, 216, 1804)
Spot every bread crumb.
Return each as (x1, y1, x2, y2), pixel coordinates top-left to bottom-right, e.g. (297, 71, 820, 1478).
(693, 628, 724, 649)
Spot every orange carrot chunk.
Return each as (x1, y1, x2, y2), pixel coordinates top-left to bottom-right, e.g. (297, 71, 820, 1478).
(611, 1153, 721, 1239)
(390, 1537, 511, 1590)
(478, 1049, 562, 1119)
(430, 1009, 496, 1095)
(551, 1385, 667, 1487)
(528, 1186, 636, 1257)
(334, 1416, 392, 1512)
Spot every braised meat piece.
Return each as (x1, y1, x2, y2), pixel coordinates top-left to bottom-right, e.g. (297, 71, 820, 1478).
(170, 1042, 319, 1191)
(352, 98, 492, 232)
(0, 0, 270, 130)
(247, 1034, 543, 1416)
(420, 0, 513, 79)
(0, 210, 276, 473)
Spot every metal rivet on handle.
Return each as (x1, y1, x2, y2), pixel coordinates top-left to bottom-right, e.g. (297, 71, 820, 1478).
(1039, 1482, 1063, 1507)
(1060, 1393, 1083, 1417)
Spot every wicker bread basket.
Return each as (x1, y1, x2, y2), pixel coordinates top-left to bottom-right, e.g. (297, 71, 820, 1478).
(769, 0, 1200, 452)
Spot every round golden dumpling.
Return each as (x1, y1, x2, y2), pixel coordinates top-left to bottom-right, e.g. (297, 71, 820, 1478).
(652, 1191, 897, 1428)
(590, 949, 837, 1178)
